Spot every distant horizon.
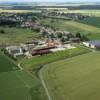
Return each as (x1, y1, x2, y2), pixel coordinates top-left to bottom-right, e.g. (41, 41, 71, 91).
(0, 0, 100, 3)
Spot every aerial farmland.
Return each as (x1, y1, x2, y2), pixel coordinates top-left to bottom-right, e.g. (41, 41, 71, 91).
(0, 1, 100, 100)
(42, 52, 100, 100)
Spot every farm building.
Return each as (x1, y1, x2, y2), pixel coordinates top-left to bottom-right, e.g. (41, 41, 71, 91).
(6, 46, 24, 57)
(25, 40, 38, 45)
(83, 40, 100, 49)
(31, 46, 55, 56)
(50, 47, 65, 52)
(69, 37, 80, 43)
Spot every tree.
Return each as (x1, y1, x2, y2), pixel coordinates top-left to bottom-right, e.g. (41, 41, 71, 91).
(61, 37, 66, 43)
(81, 35, 89, 41)
(57, 32, 63, 39)
(76, 32, 81, 38)
(42, 30, 48, 37)
(32, 16, 38, 22)
(0, 29, 5, 34)
(50, 33, 55, 39)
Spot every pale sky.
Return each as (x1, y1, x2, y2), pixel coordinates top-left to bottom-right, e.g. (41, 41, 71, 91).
(0, 0, 99, 2)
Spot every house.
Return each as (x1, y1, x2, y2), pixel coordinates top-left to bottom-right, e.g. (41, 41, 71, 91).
(20, 44, 28, 52)
(6, 46, 23, 57)
(83, 40, 100, 49)
(69, 37, 80, 43)
(25, 40, 38, 45)
(38, 40, 46, 45)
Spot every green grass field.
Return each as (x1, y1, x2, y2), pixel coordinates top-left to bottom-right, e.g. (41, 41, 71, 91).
(0, 53, 47, 100)
(40, 18, 100, 33)
(79, 17, 100, 28)
(0, 27, 39, 45)
(0, 70, 47, 100)
(60, 10, 100, 17)
(43, 52, 100, 100)
(21, 47, 90, 70)
(0, 53, 18, 72)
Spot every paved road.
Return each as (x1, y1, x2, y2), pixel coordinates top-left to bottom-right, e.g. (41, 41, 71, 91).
(39, 67, 53, 100)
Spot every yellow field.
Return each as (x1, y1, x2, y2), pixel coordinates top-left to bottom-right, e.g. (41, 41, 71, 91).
(41, 8, 100, 17)
(0, 9, 41, 13)
(59, 10, 100, 17)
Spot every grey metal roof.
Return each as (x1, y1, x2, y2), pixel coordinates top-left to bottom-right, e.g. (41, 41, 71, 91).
(88, 40, 100, 46)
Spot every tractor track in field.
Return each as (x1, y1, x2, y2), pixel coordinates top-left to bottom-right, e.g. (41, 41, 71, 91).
(39, 66, 53, 100)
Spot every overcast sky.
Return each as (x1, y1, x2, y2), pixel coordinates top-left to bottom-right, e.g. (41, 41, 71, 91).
(0, 0, 99, 2)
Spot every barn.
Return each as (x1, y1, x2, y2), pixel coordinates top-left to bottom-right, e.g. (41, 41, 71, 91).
(31, 46, 55, 56)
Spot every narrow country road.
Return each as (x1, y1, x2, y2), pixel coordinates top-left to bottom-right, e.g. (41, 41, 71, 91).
(18, 63, 23, 70)
(39, 67, 53, 100)
(18, 62, 52, 100)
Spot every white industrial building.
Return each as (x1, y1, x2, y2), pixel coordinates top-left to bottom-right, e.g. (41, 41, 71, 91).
(83, 40, 100, 49)
(6, 46, 24, 57)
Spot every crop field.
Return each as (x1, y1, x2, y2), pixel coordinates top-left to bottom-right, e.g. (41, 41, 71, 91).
(60, 10, 100, 17)
(0, 53, 47, 100)
(21, 47, 90, 70)
(0, 70, 47, 100)
(0, 27, 40, 45)
(0, 9, 41, 13)
(40, 18, 100, 39)
(43, 52, 100, 100)
(40, 18, 100, 33)
(0, 52, 18, 72)
(79, 17, 100, 28)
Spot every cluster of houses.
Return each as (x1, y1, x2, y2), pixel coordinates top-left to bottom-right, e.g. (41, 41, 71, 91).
(0, 13, 24, 26)
(0, 12, 41, 27)
(21, 21, 44, 32)
(1, 12, 94, 59)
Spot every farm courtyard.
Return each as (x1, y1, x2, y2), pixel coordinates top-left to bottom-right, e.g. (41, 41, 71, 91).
(43, 52, 100, 100)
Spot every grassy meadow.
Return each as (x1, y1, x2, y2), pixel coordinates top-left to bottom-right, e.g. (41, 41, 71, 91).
(0, 70, 47, 100)
(40, 18, 100, 39)
(40, 18, 100, 33)
(21, 47, 90, 70)
(0, 52, 18, 72)
(0, 27, 40, 45)
(79, 17, 100, 28)
(43, 52, 100, 100)
(60, 10, 100, 17)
